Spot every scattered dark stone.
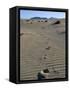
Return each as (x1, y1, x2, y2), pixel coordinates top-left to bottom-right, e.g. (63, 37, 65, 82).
(45, 20, 47, 22)
(43, 69, 49, 73)
(38, 21, 40, 22)
(52, 20, 60, 25)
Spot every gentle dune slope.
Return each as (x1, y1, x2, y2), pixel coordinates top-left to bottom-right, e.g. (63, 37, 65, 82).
(20, 19, 65, 80)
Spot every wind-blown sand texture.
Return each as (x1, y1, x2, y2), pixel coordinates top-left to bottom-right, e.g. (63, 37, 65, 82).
(20, 19, 66, 80)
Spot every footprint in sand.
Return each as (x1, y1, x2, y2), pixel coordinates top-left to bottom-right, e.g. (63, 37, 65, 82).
(43, 54, 48, 59)
(45, 46, 51, 50)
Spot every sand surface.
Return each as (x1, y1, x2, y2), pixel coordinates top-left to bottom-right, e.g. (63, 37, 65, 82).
(20, 19, 66, 80)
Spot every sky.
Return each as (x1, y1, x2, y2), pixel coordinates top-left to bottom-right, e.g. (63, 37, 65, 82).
(20, 10, 65, 19)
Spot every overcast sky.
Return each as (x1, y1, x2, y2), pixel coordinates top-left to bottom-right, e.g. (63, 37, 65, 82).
(20, 10, 65, 19)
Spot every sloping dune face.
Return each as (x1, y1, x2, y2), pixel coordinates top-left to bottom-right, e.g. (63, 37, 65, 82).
(20, 19, 66, 80)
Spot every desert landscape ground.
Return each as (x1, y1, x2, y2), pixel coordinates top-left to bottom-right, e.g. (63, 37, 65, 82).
(20, 18, 66, 80)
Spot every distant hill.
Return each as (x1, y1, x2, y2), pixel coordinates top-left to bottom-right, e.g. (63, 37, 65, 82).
(30, 17, 47, 20)
(49, 17, 57, 20)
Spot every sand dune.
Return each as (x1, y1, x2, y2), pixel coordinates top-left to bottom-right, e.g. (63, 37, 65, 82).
(20, 19, 66, 80)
